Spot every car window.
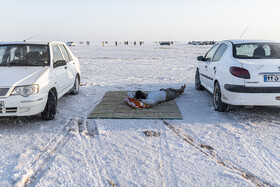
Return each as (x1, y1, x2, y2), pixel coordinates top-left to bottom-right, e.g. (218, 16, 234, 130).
(52, 45, 64, 62)
(233, 43, 280, 59)
(0, 47, 4, 63)
(59, 44, 71, 62)
(213, 43, 228, 61)
(64, 46, 73, 61)
(204, 44, 219, 61)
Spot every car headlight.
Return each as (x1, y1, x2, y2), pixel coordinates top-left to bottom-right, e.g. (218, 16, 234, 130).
(12, 85, 39, 97)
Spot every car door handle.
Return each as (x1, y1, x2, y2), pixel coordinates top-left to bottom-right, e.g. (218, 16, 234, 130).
(64, 66, 67, 69)
(205, 65, 207, 68)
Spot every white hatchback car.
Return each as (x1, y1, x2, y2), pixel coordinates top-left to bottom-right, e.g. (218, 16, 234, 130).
(195, 40, 280, 111)
(0, 41, 81, 119)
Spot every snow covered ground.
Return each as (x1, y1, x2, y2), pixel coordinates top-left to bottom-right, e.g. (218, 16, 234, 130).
(0, 42, 280, 186)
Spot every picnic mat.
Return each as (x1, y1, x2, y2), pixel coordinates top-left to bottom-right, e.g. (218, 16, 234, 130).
(88, 91, 182, 120)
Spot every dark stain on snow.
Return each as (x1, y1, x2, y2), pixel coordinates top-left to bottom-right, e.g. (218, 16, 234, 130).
(143, 130, 161, 137)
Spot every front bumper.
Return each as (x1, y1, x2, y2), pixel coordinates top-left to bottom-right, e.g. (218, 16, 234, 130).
(0, 93, 48, 117)
(222, 84, 280, 106)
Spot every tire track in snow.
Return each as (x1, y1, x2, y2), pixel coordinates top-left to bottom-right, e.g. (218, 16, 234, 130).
(226, 112, 280, 183)
(73, 118, 103, 186)
(163, 120, 272, 187)
(157, 132, 178, 187)
(76, 119, 126, 187)
(13, 119, 76, 187)
(236, 120, 280, 184)
(97, 134, 138, 186)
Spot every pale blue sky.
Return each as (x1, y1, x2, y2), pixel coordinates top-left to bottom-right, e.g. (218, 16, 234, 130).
(1, 0, 280, 42)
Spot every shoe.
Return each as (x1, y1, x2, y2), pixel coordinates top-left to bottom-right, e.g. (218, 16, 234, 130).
(179, 85, 186, 94)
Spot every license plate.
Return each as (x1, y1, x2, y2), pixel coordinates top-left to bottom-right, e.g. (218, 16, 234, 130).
(264, 75, 280, 82)
(0, 101, 4, 109)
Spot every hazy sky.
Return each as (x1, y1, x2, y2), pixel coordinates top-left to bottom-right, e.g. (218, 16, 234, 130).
(1, 0, 280, 42)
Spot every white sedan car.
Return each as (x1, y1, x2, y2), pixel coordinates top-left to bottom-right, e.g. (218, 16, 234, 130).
(195, 40, 280, 111)
(0, 41, 81, 120)
(66, 41, 76, 47)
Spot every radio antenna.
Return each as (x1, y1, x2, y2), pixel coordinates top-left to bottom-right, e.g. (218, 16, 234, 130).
(23, 35, 37, 42)
(239, 26, 249, 39)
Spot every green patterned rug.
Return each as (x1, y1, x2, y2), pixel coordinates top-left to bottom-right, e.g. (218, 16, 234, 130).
(88, 91, 182, 120)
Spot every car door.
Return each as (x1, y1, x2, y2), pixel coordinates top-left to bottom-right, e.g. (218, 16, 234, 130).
(200, 44, 220, 90)
(58, 44, 76, 90)
(51, 44, 69, 96)
(206, 43, 228, 91)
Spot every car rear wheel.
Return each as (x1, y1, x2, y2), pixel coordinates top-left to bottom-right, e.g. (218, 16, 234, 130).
(41, 90, 57, 120)
(70, 75, 80, 95)
(213, 82, 228, 112)
(195, 69, 204, 90)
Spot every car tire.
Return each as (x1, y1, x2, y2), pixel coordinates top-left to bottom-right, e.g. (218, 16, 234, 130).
(195, 69, 204, 90)
(70, 75, 80, 95)
(41, 90, 57, 120)
(213, 82, 228, 112)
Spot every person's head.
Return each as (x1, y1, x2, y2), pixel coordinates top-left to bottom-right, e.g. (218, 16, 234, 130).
(135, 90, 147, 99)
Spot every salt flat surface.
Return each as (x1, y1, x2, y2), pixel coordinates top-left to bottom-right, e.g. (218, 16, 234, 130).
(0, 43, 279, 186)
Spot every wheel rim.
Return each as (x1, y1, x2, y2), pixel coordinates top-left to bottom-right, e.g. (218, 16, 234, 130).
(214, 84, 220, 108)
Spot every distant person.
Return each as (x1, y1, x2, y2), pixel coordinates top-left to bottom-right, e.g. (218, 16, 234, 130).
(127, 85, 186, 106)
(115, 41, 118, 46)
(134, 41, 136, 45)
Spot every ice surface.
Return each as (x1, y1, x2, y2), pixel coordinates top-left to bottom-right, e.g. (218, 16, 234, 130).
(0, 43, 279, 186)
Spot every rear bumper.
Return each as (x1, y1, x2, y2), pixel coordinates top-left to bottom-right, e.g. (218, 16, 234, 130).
(222, 84, 280, 106)
(224, 84, 280, 93)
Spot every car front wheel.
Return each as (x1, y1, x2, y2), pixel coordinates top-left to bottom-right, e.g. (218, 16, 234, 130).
(195, 69, 204, 90)
(41, 90, 57, 120)
(70, 75, 80, 95)
(213, 82, 228, 112)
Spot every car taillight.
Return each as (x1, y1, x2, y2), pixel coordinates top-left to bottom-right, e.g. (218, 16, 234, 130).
(229, 67, 250, 79)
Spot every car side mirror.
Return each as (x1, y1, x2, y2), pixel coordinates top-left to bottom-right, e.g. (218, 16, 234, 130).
(197, 56, 204, 61)
(53, 60, 66, 68)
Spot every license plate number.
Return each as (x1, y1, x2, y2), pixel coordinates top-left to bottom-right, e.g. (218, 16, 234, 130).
(0, 101, 4, 109)
(264, 75, 280, 82)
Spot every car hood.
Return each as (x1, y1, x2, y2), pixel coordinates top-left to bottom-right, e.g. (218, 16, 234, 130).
(0, 67, 48, 87)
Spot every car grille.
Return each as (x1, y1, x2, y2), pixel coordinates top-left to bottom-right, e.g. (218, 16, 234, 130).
(0, 107, 17, 114)
(0, 88, 9, 96)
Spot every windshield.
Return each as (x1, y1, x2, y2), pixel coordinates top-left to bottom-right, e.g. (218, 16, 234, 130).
(0, 44, 49, 66)
(233, 43, 280, 59)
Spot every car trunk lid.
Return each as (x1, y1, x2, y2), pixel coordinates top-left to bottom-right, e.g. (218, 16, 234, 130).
(240, 59, 280, 87)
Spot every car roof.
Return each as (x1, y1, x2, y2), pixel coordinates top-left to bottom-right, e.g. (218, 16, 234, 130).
(223, 39, 279, 44)
(0, 41, 65, 45)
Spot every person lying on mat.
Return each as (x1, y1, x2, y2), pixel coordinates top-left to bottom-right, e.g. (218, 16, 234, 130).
(127, 85, 186, 106)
